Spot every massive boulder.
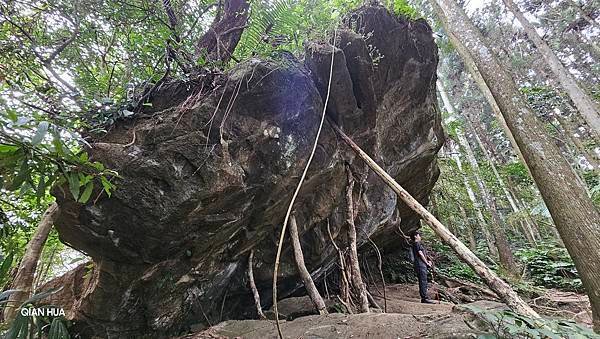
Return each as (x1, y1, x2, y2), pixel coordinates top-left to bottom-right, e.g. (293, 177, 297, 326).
(49, 5, 443, 338)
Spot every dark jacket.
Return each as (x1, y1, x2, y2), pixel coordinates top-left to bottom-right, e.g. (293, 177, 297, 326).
(412, 241, 427, 269)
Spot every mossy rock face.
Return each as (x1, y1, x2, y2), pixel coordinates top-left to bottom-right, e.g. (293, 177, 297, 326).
(47, 5, 443, 338)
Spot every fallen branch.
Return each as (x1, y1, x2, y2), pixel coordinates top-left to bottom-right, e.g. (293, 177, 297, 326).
(289, 214, 328, 314)
(327, 219, 351, 308)
(247, 249, 266, 319)
(336, 295, 353, 314)
(441, 276, 497, 299)
(360, 228, 387, 312)
(366, 290, 382, 310)
(328, 119, 540, 319)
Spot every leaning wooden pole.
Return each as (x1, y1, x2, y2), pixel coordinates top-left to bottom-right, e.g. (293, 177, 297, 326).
(289, 214, 328, 315)
(328, 119, 540, 318)
(4, 202, 60, 322)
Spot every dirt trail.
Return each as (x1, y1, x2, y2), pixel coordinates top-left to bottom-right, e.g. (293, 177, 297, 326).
(183, 283, 503, 338)
(181, 283, 594, 338)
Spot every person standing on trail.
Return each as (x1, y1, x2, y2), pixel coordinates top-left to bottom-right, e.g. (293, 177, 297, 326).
(412, 231, 434, 303)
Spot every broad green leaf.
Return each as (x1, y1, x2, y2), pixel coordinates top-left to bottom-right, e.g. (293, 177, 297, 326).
(52, 130, 64, 155)
(0, 252, 14, 277)
(31, 121, 49, 145)
(6, 311, 29, 339)
(0, 144, 19, 153)
(8, 159, 29, 191)
(92, 162, 105, 171)
(67, 172, 80, 200)
(36, 175, 46, 201)
(101, 176, 112, 197)
(50, 318, 71, 339)
(18, 180, 31, 197)
(78, 181, 94, 204)
(7, 109, 18, 122)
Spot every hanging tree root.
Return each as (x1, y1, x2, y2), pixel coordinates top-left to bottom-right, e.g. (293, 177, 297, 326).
(327, 219, 352, 311)
(328, 118, 540, 319)
(345, 168, 370, 313)
(248, 249, 266, 319)
(360, 228, 387, 313)
(366, 290, 382, 310)
(289, 214, 328, 314)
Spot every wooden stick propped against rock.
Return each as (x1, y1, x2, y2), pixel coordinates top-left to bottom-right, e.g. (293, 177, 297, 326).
(328, 118, 540, 319)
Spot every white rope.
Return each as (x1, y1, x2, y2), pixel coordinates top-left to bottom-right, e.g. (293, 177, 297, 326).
(272, 28, 338, 339)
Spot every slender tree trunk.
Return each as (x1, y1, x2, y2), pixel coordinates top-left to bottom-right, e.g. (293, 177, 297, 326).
(4, 203, 60, 322)
(451, 142, 498, 258)
(430, 0, 600, 330)
(439, 64, 532, 180)
(345, 172, 370, 313)
(459, 204, 477, 250)
(194, 0, 249, 64)
(329, 120, 540, 318)
(458, 131, 518, 274)
(553, 112, 599, 169)
(437, 80, 515, 268)
(512, 194, 543, 243)
(438, 83, 498, 257)
(502, 0, 600, 136)
(569, 0, 600, 31)
(247, 250, 266, 319)
(289, 214, 328, 315)
(467, 118, 538, 245)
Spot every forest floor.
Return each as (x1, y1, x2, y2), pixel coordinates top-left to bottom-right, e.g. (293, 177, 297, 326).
(182, 281, 593, 339)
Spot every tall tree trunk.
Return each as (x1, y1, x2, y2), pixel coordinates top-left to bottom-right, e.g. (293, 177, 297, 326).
(450, 140, 497, 258)
(459, 204, 478, 250)
(288, 214, 328, 314)
(430, 0, 600, 330)
(439, 59, 531, 179)
(466, 118, 538, 245)
(195, 0, 249, 64)
(511, 193, 543, 243)
(457, 131, 518, 274)
(329, 120, 540, 318)
(4, 203, 60, 322)
(552, 112, 599, 169)
(438, 80, 513, 265)
(502, 0, 600, 136)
